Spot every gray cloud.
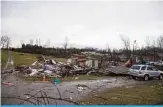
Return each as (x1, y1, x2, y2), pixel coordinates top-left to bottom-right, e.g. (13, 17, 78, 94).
(1, 1, 163, 49)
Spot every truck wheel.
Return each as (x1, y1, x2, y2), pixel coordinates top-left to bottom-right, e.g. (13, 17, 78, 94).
(135, 77, 138, 80)
(159, 74, 163, 80)
(132, 76, 136, 79)
(144, 75, 149, 81)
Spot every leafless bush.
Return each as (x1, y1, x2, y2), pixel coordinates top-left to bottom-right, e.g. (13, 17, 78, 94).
(1, 35, 11, 49)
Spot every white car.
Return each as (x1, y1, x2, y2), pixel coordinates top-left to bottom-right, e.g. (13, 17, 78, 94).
(155, 61, 163, 66)
(129, 64, 163, 81)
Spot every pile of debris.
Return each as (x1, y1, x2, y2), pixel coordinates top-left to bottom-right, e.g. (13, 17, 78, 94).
(14, 54, 93, 77)
(99, 65, 129, 76)
(7, 53, 131, 79)
(106, 66, 129, 75)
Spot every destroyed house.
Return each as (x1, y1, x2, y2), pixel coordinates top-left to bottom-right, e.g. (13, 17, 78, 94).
(72, 54, 86, 59)
(157, 53, 163, 59)
(85, 57, 99, 69)
(142, 52, 160, 62)
(67, 54, 87, 67)
(119, 54, 127, 62)
(67, 54, 99, 69)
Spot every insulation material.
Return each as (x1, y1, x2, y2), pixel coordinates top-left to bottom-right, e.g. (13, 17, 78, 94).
(44, 70, 53, 74)
(29, 69, 39, 76)
(45, 64, 55, 71)
(51, 59, 57, 64)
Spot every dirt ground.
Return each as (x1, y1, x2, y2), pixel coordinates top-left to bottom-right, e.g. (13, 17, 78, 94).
(1, 74, 153, 105)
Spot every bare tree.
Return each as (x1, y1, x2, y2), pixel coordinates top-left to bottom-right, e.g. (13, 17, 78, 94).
(39, 38, 41, 46)
(106, 44, 112, 61)
(36, 39, 38, 45)
(151, 40, 157, 57)
(63, 36, 68, 54)
(30, 39, 33, 45)
(1, 35, 11, 49)
(152, 40, 156, 47)
(145, 36, 150, 52)
(119, 35, 131, 58)
(1, 36, 6, 48)
(120, 35, 131, 51)
(152, 39, 157, 51)
(20, 40, 24, 45)
(132, 40, 138, 54)
(46, 39, 51, 48)
(157, 35, 163, 52)
(6, 38, 11, 49)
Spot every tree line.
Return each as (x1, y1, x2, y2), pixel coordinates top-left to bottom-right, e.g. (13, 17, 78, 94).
(1, 35, 163, 59)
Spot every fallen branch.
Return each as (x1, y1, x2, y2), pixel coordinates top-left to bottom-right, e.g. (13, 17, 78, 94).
(2, 96, 37, 105)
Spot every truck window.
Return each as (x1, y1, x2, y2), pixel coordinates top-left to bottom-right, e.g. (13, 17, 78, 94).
(141, 66, 146, 70)
(131, 66, 141, 70)
(147, 66, 153, 71)
(152, 67, 158, 71)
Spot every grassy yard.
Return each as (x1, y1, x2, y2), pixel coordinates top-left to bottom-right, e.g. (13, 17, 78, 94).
(1, 50, 67, 67)
(80, 81, 163, 105)
(1, 50, 38, 67)
(61, 75, 110, 81)
(19, 74, 110, 82)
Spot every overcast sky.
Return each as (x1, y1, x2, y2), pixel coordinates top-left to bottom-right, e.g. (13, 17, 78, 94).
(1, 1, 163, 49)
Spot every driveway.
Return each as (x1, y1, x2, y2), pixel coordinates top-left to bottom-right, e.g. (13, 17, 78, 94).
(2, 74, 137, 105)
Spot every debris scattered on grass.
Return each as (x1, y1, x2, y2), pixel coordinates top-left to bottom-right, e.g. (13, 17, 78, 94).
(26, 95, 30, 99)
(76, 84, 88, 87)
(2, 82, 13, 86)
(125, 86, 133, 88)
(77, 87, 84, 91)
(111, 96, 118, 100)
(75, 77, 79, 80)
